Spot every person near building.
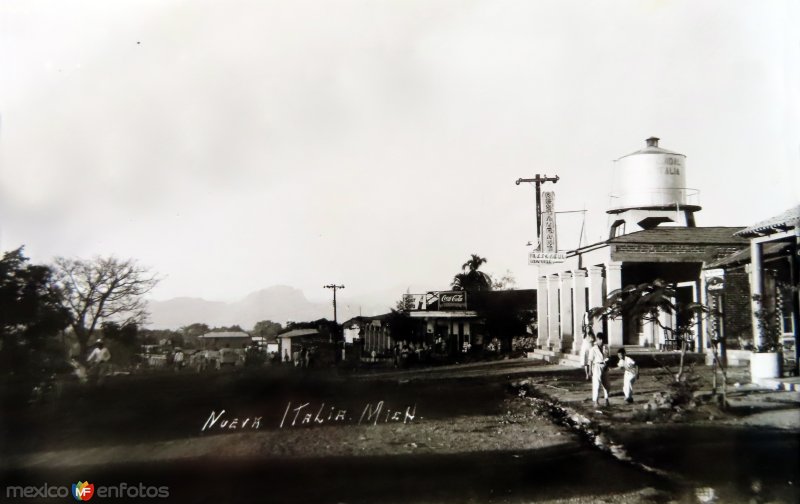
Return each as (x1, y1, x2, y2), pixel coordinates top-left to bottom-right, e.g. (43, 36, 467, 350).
(86, 339, 111, 385)
(300, 346, 309, 369)
(173, 347, 185, 372)
(616, 348, 639, 403)
(588, 332, 610, 406)
(580, 334, 596, 380)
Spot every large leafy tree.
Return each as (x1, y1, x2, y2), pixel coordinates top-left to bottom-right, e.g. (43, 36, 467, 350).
(0, 248, 71, 399)
(252, 320, 282, 339)
(451, 254, 493, 292)
(53, 256, 159, 360)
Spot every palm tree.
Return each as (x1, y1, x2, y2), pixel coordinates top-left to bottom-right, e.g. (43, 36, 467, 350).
(451, 254, 493, 292)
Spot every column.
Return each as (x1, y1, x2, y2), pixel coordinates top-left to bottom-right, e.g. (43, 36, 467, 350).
(547, 275, 560, 350)
(587, 266, 604, 335)
(605, 262, 624, 348)
(537, 276, 549, 348)
(699, 274, 709, 353)
(559, 272, 574, 353)
(571, 270, 587, 354)
(749, 241, 764, 349)
(693, 279, 703, 352)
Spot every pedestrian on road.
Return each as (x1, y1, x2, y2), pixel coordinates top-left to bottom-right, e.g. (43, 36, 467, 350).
(616, 348, 639, 403)
(588, 332, 610, 406)
(86, 339, 111, 385)
(580, 334, 596, 380)
(173, 347, 185, 372)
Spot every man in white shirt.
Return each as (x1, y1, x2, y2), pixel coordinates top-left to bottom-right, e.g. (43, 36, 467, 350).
(616, 347, 639, 403)
(87, 339, 111, 384)
(173, 348, 185, 372)
(588, 332, 610, 406)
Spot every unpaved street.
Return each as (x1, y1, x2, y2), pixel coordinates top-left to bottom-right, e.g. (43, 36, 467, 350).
(2, 360, 798, 503)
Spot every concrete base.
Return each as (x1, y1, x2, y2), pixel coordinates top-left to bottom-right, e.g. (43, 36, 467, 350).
(750, 352, 781, 383)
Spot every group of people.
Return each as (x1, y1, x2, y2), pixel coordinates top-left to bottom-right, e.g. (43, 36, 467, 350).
(579, 331, 639, 406)
(392, 341, 432, 367)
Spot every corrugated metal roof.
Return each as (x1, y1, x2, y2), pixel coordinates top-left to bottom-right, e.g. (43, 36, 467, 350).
(609, 227, 748, 245)
(734, 205, 800, 238)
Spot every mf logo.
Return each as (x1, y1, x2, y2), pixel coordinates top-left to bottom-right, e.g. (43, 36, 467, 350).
(72, 481, 94, 501)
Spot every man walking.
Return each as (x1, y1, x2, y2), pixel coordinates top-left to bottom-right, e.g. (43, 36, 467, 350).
(588, 332, 610, 406)
(616, 348, 639, 403)
(86, 339, 111, 385)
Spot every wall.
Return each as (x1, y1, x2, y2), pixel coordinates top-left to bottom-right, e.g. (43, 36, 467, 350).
(613, 244, 744, 263)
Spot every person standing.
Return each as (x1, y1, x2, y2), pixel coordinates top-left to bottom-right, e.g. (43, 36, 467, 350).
(580, 334, 596, 380)
(173, 347, 185, 372)
(588, 333, 610, 406)
(616, 348, 639, 403)
(86, 339, 111, 385)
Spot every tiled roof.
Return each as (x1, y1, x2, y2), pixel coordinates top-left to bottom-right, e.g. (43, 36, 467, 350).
(609, 227, 748, 245)
(734, 205, 800, 238)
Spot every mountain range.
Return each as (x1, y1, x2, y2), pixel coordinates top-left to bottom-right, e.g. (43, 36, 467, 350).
(145, 284, 435, 330)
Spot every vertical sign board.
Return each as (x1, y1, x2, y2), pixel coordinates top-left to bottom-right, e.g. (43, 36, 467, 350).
(542, 191, 557, 253)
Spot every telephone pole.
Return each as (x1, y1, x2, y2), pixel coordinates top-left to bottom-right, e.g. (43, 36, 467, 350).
(323, 284, 345, 342)
(515, 174, 559, 249)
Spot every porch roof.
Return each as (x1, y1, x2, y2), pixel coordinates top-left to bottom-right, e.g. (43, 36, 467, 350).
(734, 205, 800, 238)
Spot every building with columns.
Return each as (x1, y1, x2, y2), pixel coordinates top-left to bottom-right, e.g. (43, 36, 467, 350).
(534, 138, 749, 355)
(536, 228, 748, 352)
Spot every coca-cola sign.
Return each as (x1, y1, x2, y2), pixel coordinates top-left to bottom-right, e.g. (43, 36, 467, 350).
(439, 291, 467, 309)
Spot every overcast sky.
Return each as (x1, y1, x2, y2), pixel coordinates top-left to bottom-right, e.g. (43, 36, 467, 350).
(1, 0, 798, 305)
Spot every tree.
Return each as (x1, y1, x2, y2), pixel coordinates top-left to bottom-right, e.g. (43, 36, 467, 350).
(385, 309, 416, 342)
(589, 279, 710, 383)
(395, 288, 415, 312)
(53, 256, 159, 360)
(491, 270, 517, 290)
(180, 323, 211, 349)
(451, 254, 493, 292)
(252, 320, 282, 340)
(0, 248, 71, 400)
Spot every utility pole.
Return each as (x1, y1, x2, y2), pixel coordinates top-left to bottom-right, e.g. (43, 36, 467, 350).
(324, 284, 345, 342)
(515, 174, 559, 249)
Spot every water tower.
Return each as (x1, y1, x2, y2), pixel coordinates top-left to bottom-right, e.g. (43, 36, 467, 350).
(607, 137, 700, 238)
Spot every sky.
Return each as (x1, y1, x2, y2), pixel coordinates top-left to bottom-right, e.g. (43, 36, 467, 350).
(1, 0, 798, 307)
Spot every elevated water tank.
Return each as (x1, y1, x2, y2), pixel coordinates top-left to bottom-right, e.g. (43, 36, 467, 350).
(607, 137, 700, 235)
(609, 137, 699, 211)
